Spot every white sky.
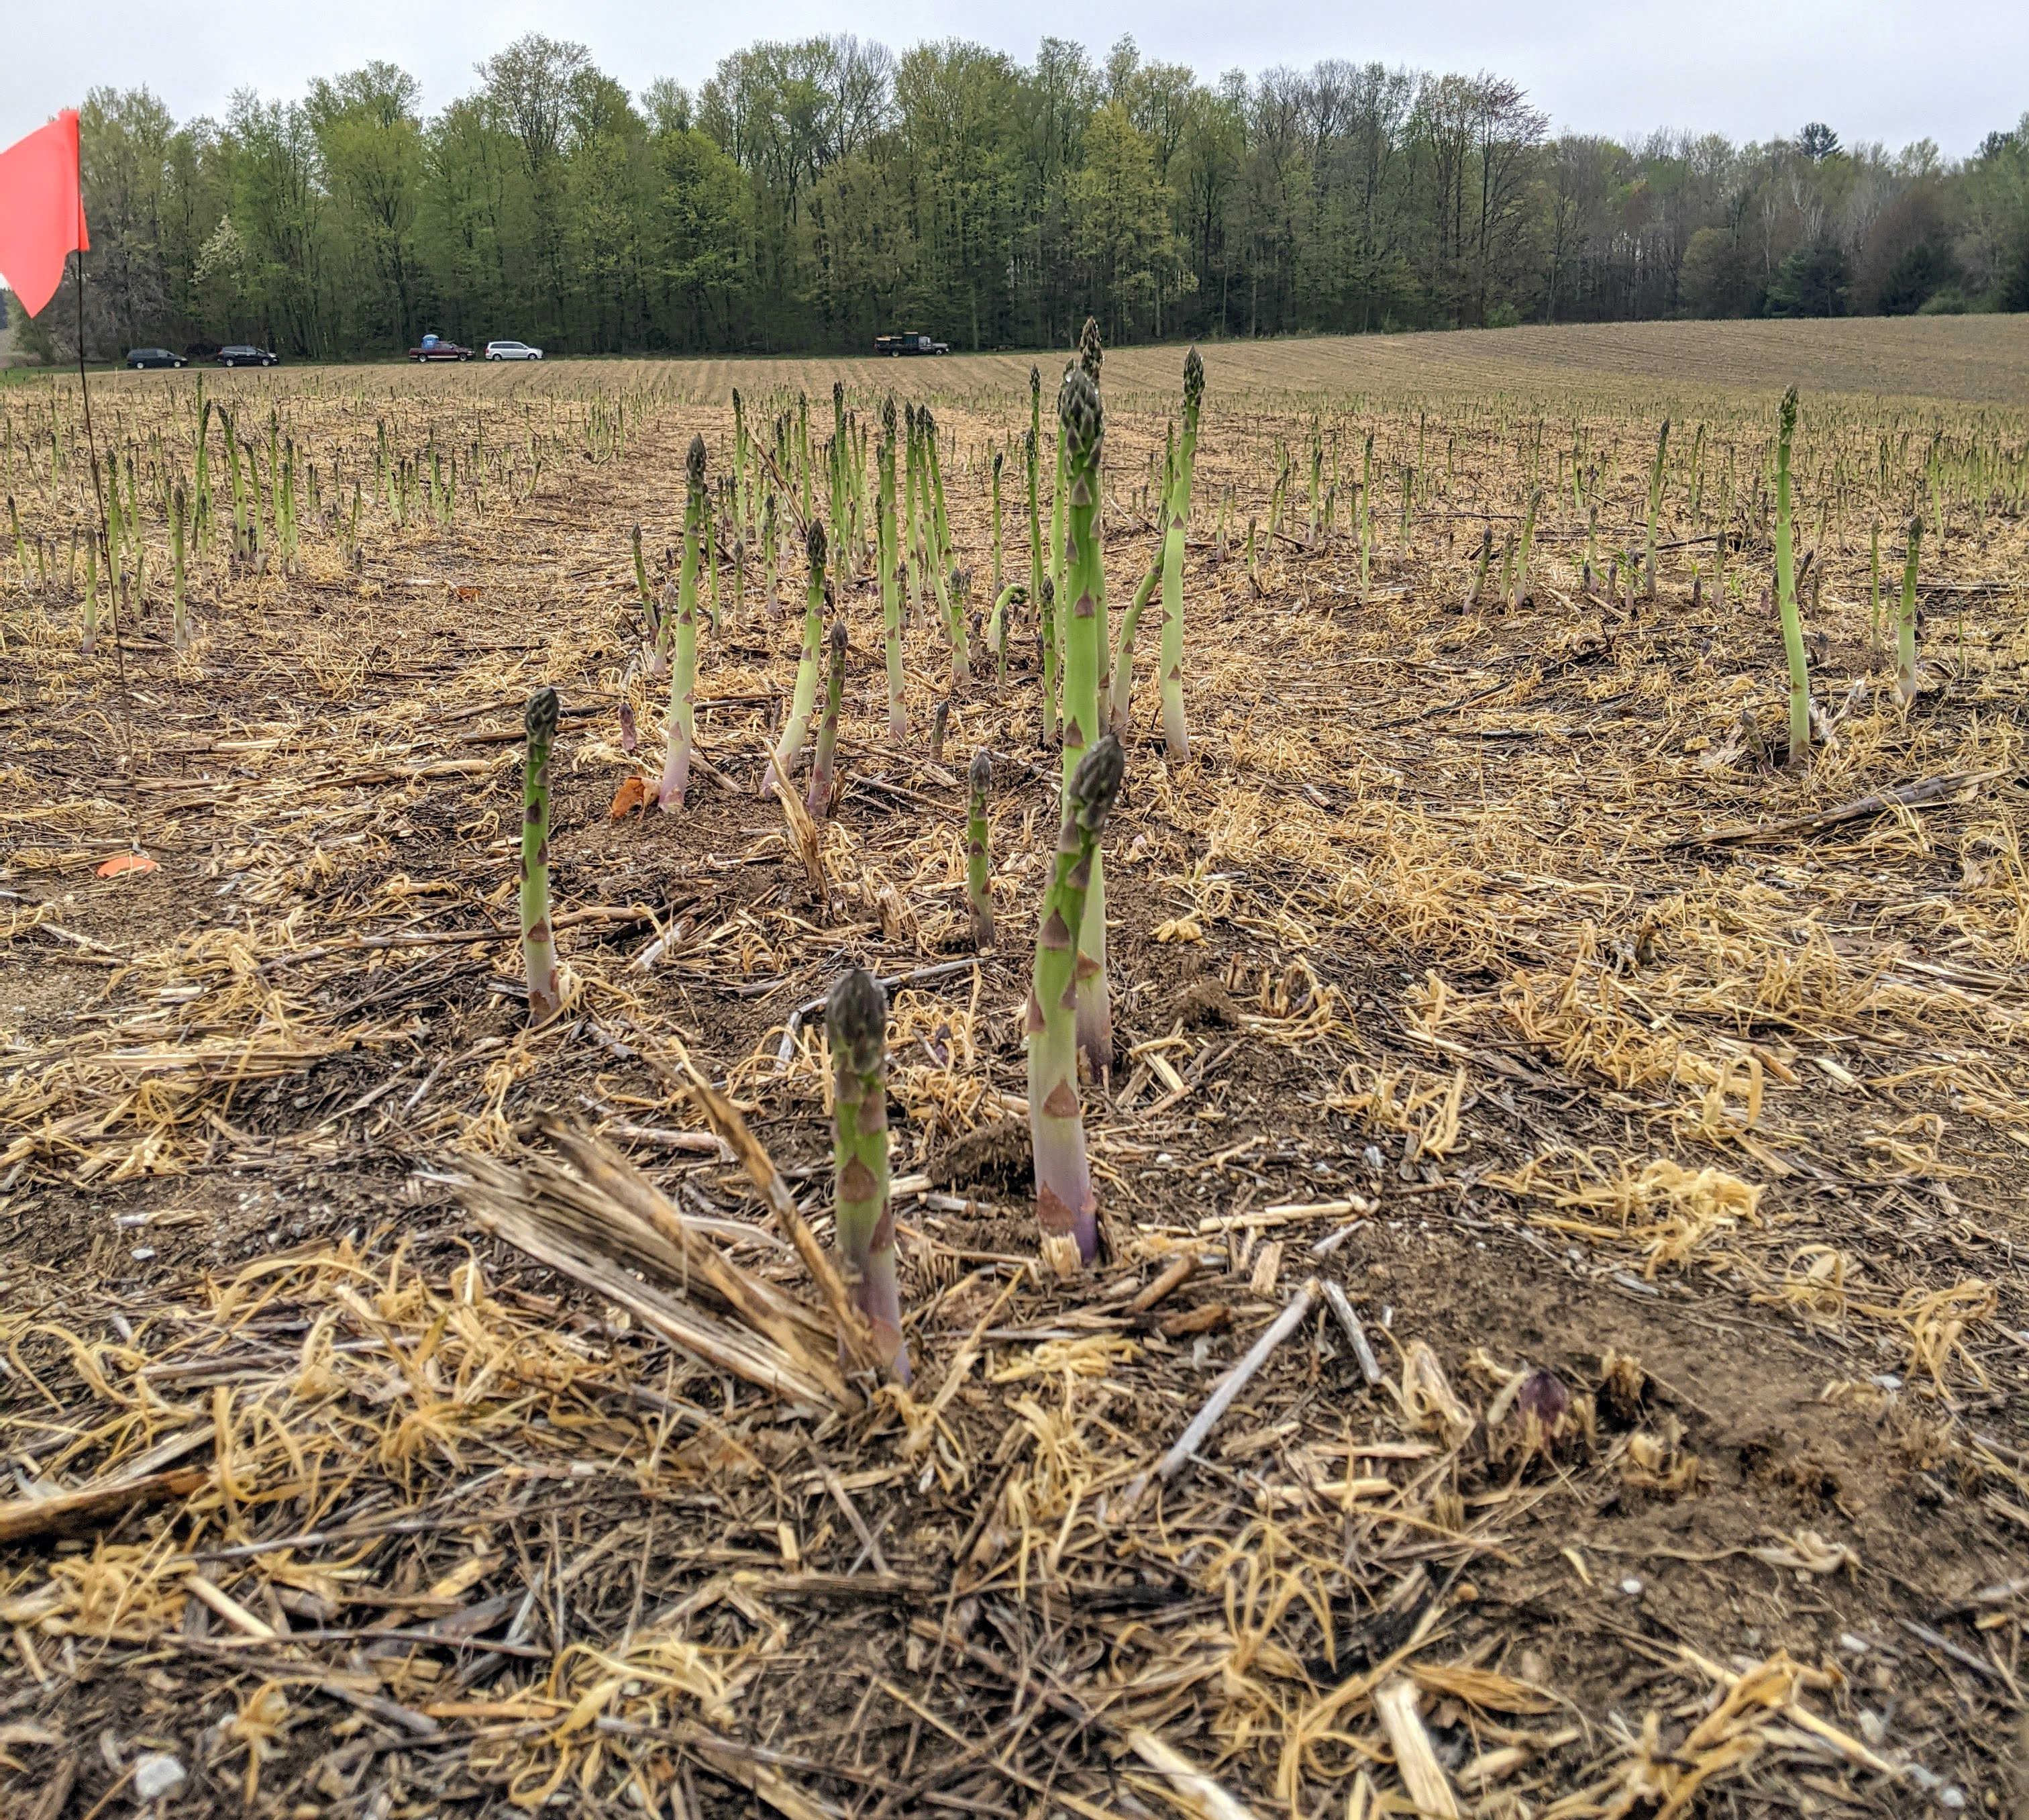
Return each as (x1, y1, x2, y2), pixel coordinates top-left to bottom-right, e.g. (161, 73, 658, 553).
(2, 0, 2023, 159)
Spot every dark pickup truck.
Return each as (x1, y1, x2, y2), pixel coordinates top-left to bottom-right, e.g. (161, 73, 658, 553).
(876, 333, 949, 356)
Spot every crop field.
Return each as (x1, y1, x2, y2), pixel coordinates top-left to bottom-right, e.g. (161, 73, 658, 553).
(1, 319, 2026, 1819)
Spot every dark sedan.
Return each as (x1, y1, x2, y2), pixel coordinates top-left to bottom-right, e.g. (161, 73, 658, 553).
(125, 348, 187, 369)
(217, 345, 278, 368)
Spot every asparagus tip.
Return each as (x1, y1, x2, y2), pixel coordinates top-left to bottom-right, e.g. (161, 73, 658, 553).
(826, 965, 886, 1062)
(525, 686, 559, 742)
(1058, 365, 1102, 458)
(1067, 734, 1125, 829)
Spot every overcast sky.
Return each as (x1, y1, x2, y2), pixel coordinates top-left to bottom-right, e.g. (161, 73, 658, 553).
(3, 0, 2023, 158)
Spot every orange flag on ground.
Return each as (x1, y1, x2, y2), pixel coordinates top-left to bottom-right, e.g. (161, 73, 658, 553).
(0, 111, 89, 318)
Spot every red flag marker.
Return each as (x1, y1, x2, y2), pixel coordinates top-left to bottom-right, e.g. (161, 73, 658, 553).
(0, 111, 89, 318)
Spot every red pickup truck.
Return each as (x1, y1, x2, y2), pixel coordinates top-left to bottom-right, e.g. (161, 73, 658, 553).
(409, 336, 472, 362)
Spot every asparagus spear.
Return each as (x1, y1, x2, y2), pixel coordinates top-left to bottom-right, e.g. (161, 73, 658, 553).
(1027, 376, 1053, 744)
(1897, 515, 1923, 706)
(826, 968, 908, 1382)
(1644, 418, 1669, 598)
(1158, 348, 1204, 758)
(1058, 356, 1114, 1078)
(1774, 388, 1812, 764)
(170, 484, 189, 650)
(774, 519, 829, 776)
(967, 750, 994, 949)
(521, 687, 562, 1025)
(658, 435, 707, 811)
(878, 399, 906, 739)
(807, 619, 845, 819)
(1026, 734, 1125, 1272)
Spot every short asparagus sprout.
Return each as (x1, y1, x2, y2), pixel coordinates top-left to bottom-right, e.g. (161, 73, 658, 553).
(1897, 515, 1923, 706)
(170, 484, 189, 650)
(966, 750, 994, 948)
(987, 582, 1022, 685)
(929, 698, 949, 764)
(775, 519, 828, 774)
(521, 688, 562, 1025)
(658, 435, 707, 811)
(1025, 734, 1125, 1273)
(826, 968, 908, 1382)
(807, 619, 846, 817)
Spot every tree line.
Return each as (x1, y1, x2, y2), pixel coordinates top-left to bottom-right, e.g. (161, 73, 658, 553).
(9, 33, 2028, 362)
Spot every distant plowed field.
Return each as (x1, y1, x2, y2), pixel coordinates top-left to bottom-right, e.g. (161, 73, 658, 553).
(509, 314, 2029, 411)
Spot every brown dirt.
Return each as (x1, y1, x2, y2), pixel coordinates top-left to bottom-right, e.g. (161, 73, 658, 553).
(1, 341, 2026, 1819)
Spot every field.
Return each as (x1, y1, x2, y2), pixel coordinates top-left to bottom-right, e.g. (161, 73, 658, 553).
(2, 317, 2027, 1819)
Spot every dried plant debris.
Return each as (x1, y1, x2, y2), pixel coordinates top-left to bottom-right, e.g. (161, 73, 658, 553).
(1, 343, 2026, 1816)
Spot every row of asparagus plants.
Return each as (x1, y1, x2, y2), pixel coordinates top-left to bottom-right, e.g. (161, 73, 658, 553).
(515, 363, 1150, 1378)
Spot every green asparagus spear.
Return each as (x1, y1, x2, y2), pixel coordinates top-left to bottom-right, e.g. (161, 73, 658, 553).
(1025, 735, 1125, 1272)
(827, 968, 907, 1382)
(521, 688, 562, 1025)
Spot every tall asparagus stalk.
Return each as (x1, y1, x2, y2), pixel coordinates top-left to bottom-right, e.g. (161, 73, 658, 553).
(1059, 352, 1114, 1078)
(1644, 418, 1669, 597)
(1028, 414, 1054, 743)
(1159, 348, 1204, 760)
(923, 412, 966, 682)
(827, 968, 908, 1382)
(990, 448, 1004, 597)
(967, 750, 994, 949)
(878, 400, 906, 738)
(1773, 388, 1812, 764)
(658, 435, 707, 811)
(807, 619, 845, 818)
(774, 520, 828, 775)
(1897, 515, 1924, 706)
(1026, 735, 1125, 1273)
(521, 688, 562, 1025)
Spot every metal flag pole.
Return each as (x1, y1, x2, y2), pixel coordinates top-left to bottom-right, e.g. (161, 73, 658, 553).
(67, 134, 144, 859)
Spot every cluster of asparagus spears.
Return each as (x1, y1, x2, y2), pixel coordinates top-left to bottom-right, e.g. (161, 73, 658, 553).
(517, 339, 1169, 1380)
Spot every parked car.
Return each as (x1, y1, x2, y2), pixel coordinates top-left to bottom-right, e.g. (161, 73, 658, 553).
(876, 332, 949, 356)
(125, 348, 186, 369)
(409, 335, 472, 362)
(484, 340, 543, 361)
(217, 345, 278, 367)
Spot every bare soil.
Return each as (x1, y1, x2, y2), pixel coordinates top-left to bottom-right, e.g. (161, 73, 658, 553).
(1, 340, 2026, 1819)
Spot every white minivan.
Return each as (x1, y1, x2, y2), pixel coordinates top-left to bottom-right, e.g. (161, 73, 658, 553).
(484, 340, 545, 361)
